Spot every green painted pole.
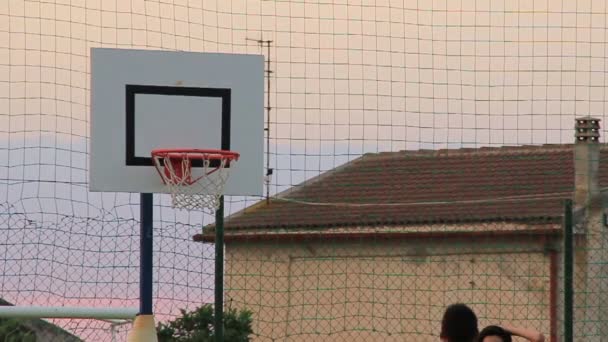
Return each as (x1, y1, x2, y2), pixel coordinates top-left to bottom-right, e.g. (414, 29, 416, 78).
(215, 196, 225, 342)
(564, 199, 573, 341)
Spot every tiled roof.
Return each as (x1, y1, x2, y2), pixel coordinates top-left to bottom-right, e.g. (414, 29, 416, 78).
(0, 298, 84, 341)
(214, 144, 608, 230)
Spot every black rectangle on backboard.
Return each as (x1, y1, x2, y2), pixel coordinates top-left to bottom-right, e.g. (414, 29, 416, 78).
(125, 84, 231, 167)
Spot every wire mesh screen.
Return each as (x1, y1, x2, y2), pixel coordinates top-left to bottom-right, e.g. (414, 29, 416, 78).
(1, 0, 608, 341)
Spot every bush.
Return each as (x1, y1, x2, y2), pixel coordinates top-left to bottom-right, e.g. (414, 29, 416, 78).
(157, 304, 253, 342)
(0, 318, 36, 342)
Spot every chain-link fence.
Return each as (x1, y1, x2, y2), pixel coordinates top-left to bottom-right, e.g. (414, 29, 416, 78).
(2, 0, 608, 340)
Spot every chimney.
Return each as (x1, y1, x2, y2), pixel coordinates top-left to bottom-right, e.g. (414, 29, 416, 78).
(574, 116, 601, 208)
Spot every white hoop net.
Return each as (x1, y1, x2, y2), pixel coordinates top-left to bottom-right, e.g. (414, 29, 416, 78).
(152, 152, 236, 212)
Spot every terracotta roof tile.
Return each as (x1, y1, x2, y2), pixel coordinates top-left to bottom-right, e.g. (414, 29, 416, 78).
(218, 144, 608, 230)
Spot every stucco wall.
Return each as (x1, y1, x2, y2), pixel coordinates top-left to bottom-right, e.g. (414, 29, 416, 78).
(224, 237, 552, 341)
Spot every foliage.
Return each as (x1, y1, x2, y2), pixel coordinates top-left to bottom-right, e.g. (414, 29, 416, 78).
(157, 304, 253, 342)
(0, 318, 36, 342)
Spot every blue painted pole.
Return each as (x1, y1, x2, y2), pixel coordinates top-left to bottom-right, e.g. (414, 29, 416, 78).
(140, 193, 154, 315)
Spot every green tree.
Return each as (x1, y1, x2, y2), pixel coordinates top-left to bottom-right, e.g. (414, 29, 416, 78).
(157, 304, 253, 342)
(0, 318, 36, 342)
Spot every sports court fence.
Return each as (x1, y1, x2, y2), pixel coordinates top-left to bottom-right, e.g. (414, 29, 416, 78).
(2, 0, 608, 340)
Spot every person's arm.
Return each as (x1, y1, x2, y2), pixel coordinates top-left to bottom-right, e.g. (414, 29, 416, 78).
(501, 324, 545, 342)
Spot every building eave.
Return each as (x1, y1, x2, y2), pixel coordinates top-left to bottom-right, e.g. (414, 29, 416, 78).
(194, 221, 561, 244)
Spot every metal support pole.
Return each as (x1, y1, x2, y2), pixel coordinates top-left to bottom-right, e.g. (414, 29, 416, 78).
(246, 37, 273, 205)
(564, 199, 573, 342)
(265, 42, 272, 205)
(140, 193, 154, 315)
(215, 196, 225, 341)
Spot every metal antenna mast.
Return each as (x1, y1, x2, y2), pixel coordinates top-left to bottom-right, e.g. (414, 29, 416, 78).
(246, 37, 273, 204)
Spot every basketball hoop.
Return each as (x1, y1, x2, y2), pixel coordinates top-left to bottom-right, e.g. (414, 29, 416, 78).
(151, 149, 239, 211)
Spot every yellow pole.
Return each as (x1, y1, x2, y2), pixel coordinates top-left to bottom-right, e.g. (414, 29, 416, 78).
(126, 314, 158, 342)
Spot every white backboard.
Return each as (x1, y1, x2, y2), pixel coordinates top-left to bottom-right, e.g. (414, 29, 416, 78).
(89, 48, 264, 195)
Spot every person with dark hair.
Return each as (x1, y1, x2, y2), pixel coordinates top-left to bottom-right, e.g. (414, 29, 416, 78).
(477, 324, 545, 342)
(440, 304, 545, 342)
(440, 303, 479, 342)
(476, 326, 512, 342)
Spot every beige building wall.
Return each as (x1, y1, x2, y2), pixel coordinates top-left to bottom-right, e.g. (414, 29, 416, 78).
(224, 236, 552, 341)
